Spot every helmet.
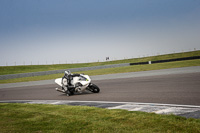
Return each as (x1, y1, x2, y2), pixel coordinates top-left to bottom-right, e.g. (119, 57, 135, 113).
(65, 70, 71, 76)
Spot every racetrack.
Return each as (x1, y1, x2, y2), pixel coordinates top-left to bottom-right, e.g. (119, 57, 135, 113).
(1, 69, 200, 106)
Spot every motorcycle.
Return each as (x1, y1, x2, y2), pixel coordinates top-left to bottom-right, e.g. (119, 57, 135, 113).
(55, 73, 100, 96)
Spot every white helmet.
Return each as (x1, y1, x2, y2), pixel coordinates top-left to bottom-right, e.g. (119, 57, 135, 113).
(65, 70, 71, 75)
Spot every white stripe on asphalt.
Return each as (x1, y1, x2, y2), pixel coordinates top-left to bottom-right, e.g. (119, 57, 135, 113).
(154, 108, 176, 114)
(51, 101, 62, 105)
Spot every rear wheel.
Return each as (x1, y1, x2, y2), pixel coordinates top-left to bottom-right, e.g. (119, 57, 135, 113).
(88, 83, 100, 93)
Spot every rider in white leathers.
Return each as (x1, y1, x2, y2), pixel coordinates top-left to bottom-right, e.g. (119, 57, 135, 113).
(61, 70, 80, 92)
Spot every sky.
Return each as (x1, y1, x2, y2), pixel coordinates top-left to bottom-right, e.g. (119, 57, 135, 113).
(0, 0, 200, 66)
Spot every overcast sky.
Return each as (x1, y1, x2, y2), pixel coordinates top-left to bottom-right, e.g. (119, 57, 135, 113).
(0, 0, 200, 66)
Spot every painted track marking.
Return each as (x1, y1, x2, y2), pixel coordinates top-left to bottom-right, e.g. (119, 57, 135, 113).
(1, 100, 200, 119)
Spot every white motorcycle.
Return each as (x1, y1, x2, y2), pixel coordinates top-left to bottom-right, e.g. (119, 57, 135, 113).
(55, 74, 100, 96)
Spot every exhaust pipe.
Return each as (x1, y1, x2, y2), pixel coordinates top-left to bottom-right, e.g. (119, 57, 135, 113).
(55, 88, 65, 93)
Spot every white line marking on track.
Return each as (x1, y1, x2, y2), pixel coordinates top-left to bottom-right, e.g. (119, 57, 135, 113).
(51, 101, 61, 105)
(129, 107, 144, 111)
(154, 108, 176, 114)
(1, 100, 200, 118)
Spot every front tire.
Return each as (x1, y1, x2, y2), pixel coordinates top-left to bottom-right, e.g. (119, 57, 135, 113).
(88, 83, 100, 93)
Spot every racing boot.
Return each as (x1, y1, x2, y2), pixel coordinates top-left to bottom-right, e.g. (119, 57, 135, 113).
(62, 85, 68, 92)
(66, 85, 75, 95)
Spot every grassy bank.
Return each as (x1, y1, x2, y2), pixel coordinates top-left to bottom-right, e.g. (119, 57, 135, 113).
(0, 50, 200, 75)
(0, 103, 200, 132)
(1, 59, 200, 84)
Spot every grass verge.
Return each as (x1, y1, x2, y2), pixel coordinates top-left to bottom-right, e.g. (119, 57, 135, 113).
(1, 59, 200, 84)
(0, 103, 200, 133)
(0, 50, 200, 75)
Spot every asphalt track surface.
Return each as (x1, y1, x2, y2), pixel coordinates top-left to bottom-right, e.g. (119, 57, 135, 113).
(0, 67, 200, 106)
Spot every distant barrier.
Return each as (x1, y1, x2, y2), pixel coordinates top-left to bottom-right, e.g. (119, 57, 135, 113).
(151, 56, 200, 64)
(130, 56, 200, 66)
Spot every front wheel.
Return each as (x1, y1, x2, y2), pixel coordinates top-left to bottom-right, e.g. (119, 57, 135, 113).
(88, 83, 100, 93)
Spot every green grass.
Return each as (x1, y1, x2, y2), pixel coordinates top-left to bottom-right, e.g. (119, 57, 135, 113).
(0, 103, 200, 133)
(0, 50, 200, 75)
(1, 59, 200, 84)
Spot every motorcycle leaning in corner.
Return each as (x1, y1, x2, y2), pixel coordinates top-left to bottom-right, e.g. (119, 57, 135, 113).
(55, 71, 100, 96)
